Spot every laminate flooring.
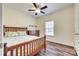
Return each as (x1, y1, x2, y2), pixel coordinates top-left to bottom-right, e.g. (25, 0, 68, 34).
(36, 41, 77, 56)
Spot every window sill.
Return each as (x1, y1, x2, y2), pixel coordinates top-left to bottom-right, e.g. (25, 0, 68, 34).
(46, 35, 54, 37)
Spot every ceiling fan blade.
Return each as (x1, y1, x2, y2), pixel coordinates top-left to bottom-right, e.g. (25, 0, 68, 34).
(40, 5, 47, 10)
(33, 3, 37, 8)
(35, 13, 37, 15)
(28, 9, 35, 11)
(40, 11, 45, 14)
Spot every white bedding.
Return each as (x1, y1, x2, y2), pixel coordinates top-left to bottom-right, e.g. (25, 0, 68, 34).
(3, 35, 40, 47)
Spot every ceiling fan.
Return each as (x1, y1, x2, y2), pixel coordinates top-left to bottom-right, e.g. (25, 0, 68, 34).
(28, 3, 47, 15)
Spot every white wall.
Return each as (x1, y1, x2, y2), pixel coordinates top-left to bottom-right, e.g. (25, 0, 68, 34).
(0, 3, 2, 56)
(3, 5, 75, 47)
(0, 4, 2, 43)
(3, 6, 37, 30)
(36, 6, 75, 46)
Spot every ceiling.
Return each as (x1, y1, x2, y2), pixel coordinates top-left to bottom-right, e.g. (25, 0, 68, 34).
(4, 3, 73, 17)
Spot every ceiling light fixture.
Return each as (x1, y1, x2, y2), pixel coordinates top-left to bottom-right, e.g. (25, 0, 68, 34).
(28, 3, 47, 15)
(35, 8, 40, 13)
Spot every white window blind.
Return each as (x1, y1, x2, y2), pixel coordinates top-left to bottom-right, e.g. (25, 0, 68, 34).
(45, 21, 54, 36)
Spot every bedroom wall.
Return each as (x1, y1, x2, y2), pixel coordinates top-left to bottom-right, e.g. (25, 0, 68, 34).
(0, 3, 2, 56)
(0, 3, 2, 44)
(3, 6, 37, 30)
(36, 6, 75, 46)
(3, 4, 75, 47)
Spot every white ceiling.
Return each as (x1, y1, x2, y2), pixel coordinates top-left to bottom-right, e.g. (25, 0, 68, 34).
(4, 3, 73, 17)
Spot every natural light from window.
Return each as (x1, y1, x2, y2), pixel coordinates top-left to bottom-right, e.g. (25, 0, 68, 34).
(45, 21, 54, 36)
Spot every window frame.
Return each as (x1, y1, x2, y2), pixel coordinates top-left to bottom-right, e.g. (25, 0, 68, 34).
(44, 21, 54, 36)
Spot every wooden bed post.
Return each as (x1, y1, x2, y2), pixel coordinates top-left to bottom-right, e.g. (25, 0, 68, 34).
(4, 43, 7, 56)
(44, 34, 46, 52)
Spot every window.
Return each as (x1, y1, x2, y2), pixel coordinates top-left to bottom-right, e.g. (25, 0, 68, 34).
(45, 21, 54, 36)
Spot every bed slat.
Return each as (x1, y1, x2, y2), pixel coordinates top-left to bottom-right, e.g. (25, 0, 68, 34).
(32, 42, 33, 53)
(36, 40, 38, 49)
(10, 50, 13, 56)
(20, 46, 22, 56)
(27, 44, 28, 56)
(23, 45, 25, 56)
(29, 43, 31, 55)
(34, 41, 36, 51)
(16, 48, 18, 56)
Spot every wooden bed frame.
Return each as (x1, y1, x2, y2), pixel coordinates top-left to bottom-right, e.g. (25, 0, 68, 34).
(3, 26, 46, 56)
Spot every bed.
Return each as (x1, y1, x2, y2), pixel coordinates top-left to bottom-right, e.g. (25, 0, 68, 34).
(3, 26, 46, 56)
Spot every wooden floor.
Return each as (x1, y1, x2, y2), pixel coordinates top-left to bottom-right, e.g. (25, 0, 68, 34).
(36, 41, 77, 56)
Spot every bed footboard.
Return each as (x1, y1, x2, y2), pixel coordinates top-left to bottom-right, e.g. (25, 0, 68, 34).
(4, 35, 46, 56)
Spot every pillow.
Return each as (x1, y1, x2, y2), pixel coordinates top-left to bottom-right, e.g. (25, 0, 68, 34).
(17, 31, 26, 36)
(5, 32, 18, 37)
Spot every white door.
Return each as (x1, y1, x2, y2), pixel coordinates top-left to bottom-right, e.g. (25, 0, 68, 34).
(74, 4, 79, 56)
(74, 35, 79, 55)
(75, 4, 79, 33)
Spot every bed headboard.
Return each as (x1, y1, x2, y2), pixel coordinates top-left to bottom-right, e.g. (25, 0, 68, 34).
(4, 26, 27, 32)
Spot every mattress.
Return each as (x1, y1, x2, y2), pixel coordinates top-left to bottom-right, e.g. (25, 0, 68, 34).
(3, 35, 40, 47)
